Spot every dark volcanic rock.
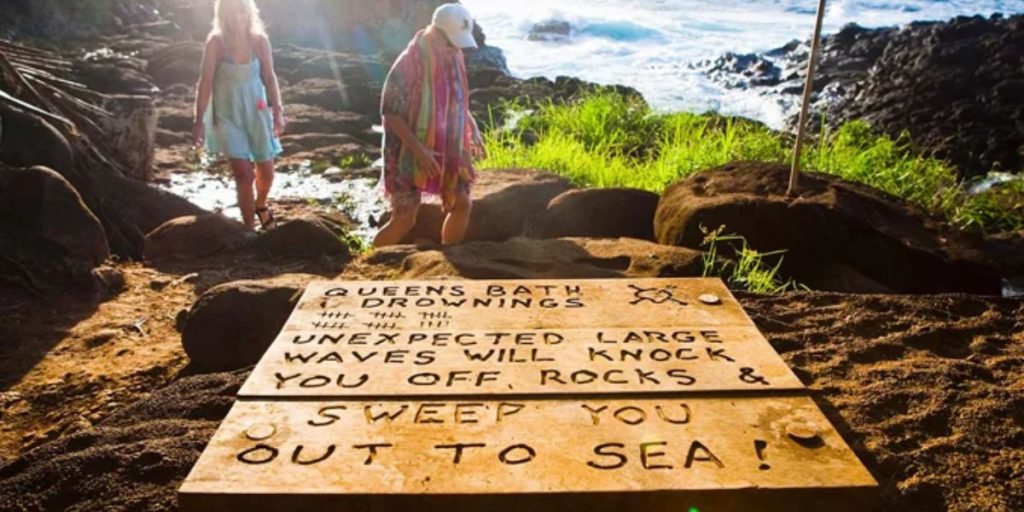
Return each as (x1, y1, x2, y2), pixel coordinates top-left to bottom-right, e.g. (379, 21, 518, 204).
(704, 15, 1023, 178)
(525, 188, 660, 241)
(367, 237, 704, 279)
(695, 52, 781, 88)
(0, 165, 110, 295)
(826, 15, 1024, 177)
(181, 280, 302, 372)
(654, 161, 1002, 294)
(529, 20, 572, 42)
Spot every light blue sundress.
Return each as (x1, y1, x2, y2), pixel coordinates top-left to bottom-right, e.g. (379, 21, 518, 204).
(204, 42, 282, 162)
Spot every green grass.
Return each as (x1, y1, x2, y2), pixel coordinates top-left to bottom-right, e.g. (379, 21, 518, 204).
(480, 91, 1023, 234)
(700, 226, 806, 294)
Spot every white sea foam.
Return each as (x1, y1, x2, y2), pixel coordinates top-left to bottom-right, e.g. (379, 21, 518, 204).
(463, 0, 1024, 128)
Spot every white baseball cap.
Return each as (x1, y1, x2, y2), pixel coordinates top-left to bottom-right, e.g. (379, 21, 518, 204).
(432, 3, 478, 49)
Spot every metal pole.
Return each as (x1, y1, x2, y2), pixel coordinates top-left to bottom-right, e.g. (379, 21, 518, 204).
(788, 0, 828, 196)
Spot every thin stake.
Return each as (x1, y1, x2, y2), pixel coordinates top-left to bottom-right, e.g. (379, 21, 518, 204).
(788, 0, 828, 196)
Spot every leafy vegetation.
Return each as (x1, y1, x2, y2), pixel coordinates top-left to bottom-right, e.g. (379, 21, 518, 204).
(480, 91, 1023, 233)
(699, 226, 805, 294)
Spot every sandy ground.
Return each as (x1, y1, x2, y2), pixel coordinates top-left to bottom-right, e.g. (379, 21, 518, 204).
(1, 278, 1021, 511)
(0, 252, 399, 462)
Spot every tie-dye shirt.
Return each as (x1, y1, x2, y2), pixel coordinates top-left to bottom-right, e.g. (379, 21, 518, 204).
(380, 28, 481, 210)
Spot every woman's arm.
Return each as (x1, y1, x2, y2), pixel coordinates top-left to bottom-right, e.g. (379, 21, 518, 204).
(192, 35, 219, 145)
(385, 113, 441, 178)
(256, 34, 285, 136)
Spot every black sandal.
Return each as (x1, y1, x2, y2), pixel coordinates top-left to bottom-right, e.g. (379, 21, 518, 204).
(255, 206, 277, 230)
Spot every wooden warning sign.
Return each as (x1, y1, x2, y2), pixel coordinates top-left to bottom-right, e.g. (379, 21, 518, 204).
(180, 279, 878, 511)
(240, 279, 803, 397)
(241, 326, 803, 396)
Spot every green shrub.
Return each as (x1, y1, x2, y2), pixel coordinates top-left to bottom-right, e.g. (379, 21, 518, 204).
(480, 91, 1021, 234)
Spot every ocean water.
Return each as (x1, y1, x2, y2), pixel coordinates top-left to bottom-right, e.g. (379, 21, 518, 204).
(463, 0, 1024, 127)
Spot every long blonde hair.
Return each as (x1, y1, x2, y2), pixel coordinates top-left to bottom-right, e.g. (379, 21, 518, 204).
(211, 0, 267, 39)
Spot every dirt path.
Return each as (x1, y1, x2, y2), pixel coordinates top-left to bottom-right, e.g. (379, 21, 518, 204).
(0, 265, 193, 461)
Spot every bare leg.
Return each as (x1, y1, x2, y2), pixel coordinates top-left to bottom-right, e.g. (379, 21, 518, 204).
(254, 159, 275, 210)
(373, 207, 419, 248)
(441, 191, 472, 245)
(229, 158, 257, 229)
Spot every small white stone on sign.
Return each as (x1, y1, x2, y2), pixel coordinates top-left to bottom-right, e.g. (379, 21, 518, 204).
(786, 423, 822, 443)
(699, 293, 722, 305)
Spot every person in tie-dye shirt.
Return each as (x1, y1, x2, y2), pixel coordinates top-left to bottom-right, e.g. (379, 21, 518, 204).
(373, 3, 485, 247)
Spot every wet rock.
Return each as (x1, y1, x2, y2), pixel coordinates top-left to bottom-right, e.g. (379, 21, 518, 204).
(143, 214, 251, 262)
(525, 188, 660, 241)
(654, 161, 1003, 294)
(367, 237, 704, 279)
(250, 217, 352, 260)
(695, 52, 781, 88)
(0, 165, 109, 295)
(529, 20, 572, 42)
(279, 132, 377, 162)
(401, 169, 575, 244)
(181, 280, 302, 371)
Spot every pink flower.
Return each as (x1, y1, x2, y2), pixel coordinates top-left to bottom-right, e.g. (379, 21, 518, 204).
(256, 99, 267, 111)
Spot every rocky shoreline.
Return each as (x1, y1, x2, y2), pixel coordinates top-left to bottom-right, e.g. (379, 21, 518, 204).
(697, 13, 1024, 180)
(1, 2, 1023, 511)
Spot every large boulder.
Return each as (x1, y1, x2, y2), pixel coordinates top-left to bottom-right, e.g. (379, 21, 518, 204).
(525, 188, 660, 241)
(0, 103, 75, 177)
(181, 280, 302, 372)
(250, 217, 352, 260)
(144, 214, 251, 262)
(401, 169, 575, 244)
(366, 237, 704, 280)
(0, 165, 109, 294)
(654, 162, 1002, 294)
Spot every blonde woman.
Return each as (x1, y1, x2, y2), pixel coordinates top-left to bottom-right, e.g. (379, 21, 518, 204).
(192, 0, 285, 230)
